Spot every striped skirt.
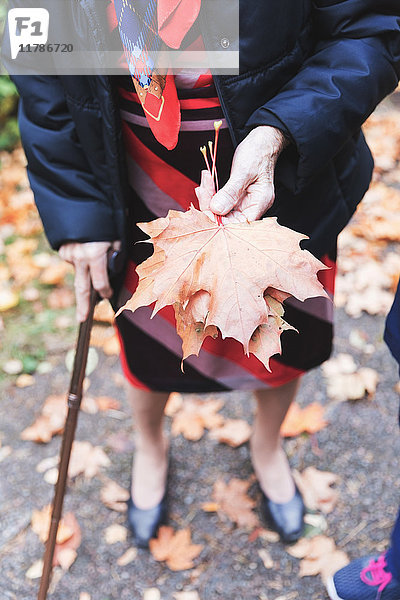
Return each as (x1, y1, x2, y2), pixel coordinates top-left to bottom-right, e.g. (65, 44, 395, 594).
(114, 77, 336, 393)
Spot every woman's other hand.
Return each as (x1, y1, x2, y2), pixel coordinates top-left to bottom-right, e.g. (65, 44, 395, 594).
(195, 126, 288, 223)
(59, 241, 120, 322)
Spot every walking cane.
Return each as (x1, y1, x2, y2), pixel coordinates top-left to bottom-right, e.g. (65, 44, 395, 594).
(37, 248, 123, 600)
(37, 283, 98, 600)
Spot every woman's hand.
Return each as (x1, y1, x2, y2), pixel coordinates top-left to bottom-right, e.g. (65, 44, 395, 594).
(59, 241, 120, 322)
(195, 126, 288, 223)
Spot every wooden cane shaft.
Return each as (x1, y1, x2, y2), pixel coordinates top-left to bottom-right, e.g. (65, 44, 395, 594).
(37, 287, 98, 600)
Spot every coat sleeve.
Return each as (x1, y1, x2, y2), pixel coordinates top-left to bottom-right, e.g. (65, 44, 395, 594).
(244, 0, 400, 192)
(10, 75, 119, 250)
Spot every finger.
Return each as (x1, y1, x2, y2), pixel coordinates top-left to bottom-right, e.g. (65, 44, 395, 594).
(242, 183, 275, 221)
(74, 262, 91, 322)
(59, 244, 74, 263)
(195, 184, 212, 212)
(195, 170, 214, 212)
(210, 179, 244, 215)
(89, 252, 112, 299)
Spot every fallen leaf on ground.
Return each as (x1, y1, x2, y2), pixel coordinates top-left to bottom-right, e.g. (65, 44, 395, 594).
(165, 392, 184, 416)
(209, 418, 251, 447)
(0, 287, 19, 311)
(117, 547, 138, 566)
(143, 590, 161, 600)
(68, 440, 111, 479)
(3, 358, 23, 375)
(66, 347, 98, 376)
(100, 479, 129, 512)
(39, 261, 72, 285)
(248, 527, 277, 543)
(171, 397, 224, 441)
(149, 526, 203, 571)
(94, 299, 115, 323)
(53, 512, 81, 570)
(96, 396, 121, 411)
(207, 477, 259, 529)
(258, 548, 274, 569)
(103, 334, 120, 355)
(81, 396, 99, 414)
(90, 325, 115, 348)
(21, 395, 67, 443)
(25, 559, 44, 580)
(31, 505, 74, 544)
(119, 206, 328, 371)
(104, 524, 128, 544)
(36, 455, 59, 473)
(15, 373, 35, 388)
(44, 467, 59, 485)
(31, 506, 81, 569)
(287, 535, 349, 584)
(280, 402, 327, 437)
(322, 354, 379, 402)
(293, 467, 339, 514)
(47, 287, 75, 309)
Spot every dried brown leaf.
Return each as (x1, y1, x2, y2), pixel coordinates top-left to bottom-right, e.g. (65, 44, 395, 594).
(100, 479, 129, 512)
(149, 526, 203, 571)
(211, 477, 259, 529)
(171, 397, 224, 441)
(293, 467, 339, 514)
(209, 418, 251, 447)
(280, 402, 328, 438)
(68, 440, 110, 479)
(120, 207, 328, 371)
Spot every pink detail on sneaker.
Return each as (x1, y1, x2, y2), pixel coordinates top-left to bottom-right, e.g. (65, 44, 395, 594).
(360, 555, 393, 600)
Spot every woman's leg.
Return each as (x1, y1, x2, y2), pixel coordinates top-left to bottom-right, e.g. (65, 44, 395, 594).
(126, 385, 169, 509)
(251, 377, 300, 503)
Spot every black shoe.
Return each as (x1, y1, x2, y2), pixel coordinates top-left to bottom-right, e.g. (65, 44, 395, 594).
(127, 490, 168, 549)
(260, 484, 305, 544)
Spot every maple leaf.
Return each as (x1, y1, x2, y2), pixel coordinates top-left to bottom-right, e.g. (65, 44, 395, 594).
(293, 467, 339, 514)
(209, 477, 259, 529)
(100, 479, 130, 512)
(31, 505, 81, 569)
(171, 397, 224, 441)
(119, 206, 329, 371)
(68, 440, 110, 479)
(21, 394, 67, 443)
(322, 354, 379, 402)
(280, 402, 328, 438)
(209, 418, 252, 447)
(287, 535, 348, 584)
(149, 526, 203, 571)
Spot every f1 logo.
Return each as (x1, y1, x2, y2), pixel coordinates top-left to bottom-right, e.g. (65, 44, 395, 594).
(8, 8, 50, 59)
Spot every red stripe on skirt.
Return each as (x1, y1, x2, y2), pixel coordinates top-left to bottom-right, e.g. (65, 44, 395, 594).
(121, 121, 199, 211)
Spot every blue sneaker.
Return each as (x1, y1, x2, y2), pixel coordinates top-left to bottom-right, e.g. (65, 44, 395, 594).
(327, 555, 400, 600)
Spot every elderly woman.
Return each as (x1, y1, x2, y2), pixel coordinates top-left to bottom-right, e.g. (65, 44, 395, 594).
(11, 0, 400, 547)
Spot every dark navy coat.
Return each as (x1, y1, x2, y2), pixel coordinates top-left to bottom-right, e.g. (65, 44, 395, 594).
(10, 0, 400, 264)
(385, 281, 400, 374)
